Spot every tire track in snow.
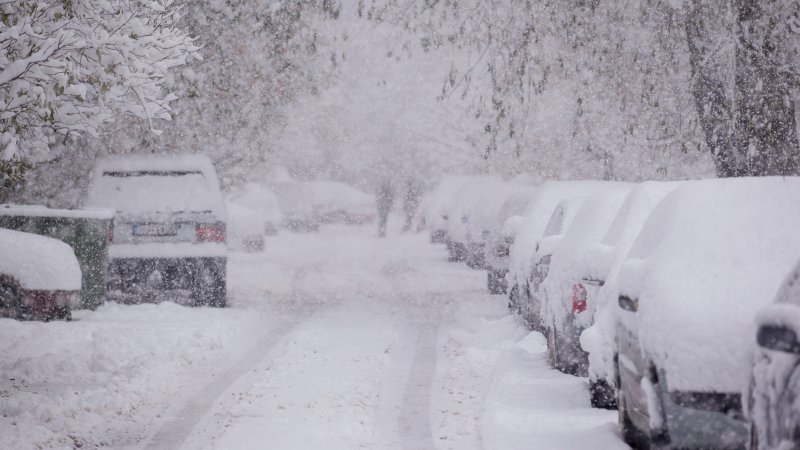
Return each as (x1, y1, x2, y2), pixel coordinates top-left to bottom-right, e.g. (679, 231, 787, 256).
(398, 323, 439, 450)
(142, 319, 297, 450)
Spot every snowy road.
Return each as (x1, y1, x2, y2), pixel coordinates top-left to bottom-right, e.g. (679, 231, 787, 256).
(1, 221, 628, 450)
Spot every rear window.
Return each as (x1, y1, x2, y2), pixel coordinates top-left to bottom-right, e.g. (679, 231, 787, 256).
(87, 171, 218, 215)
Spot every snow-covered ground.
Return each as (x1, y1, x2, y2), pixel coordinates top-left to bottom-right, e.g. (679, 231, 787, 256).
(0, 218, 627, 449)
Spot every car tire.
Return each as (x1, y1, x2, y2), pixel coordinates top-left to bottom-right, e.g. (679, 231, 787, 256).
(508, 283, 521, 314)
(589, 378, 617, 410)
(488, 270, 505, 295)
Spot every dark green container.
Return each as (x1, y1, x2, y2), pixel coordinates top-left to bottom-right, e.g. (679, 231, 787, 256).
(0, 205, 114, 310)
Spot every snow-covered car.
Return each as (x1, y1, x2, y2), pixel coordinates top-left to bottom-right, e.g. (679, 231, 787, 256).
(578, 181, 682, 409)
(226, 182, 283, 252)
(423, 176, 479, 244)
(524, 196, 588, 332)
(484, 187, 537, 294)
(538, 185, 633, 377)
(0, 228, 81, 320)
(461, 180, 515, 270)
(614, 177, 800, 449)
(748, 258, 800, 450)
(444, 176, 504, 262)
(84, 154, 227, 307)
(270, 181, 320, 232)
(306, 180, 375, 225)
(507, 181, 624, 321)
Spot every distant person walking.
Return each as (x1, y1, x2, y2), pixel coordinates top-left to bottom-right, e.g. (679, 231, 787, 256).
(402, 179, 423, 232)
(376, 180, 395, 238)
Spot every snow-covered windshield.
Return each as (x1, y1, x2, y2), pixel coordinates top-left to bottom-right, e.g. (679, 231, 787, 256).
(87, 171, 217, 215)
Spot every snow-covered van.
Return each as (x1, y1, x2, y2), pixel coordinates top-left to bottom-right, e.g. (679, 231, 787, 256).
(0, 228, 81, 320)
(615, 177, 800, 449)
(85, 154, 227, 306)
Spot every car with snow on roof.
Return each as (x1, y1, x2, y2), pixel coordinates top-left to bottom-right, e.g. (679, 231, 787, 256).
(578, 181, 682, 409)
(483, 186, 537, 294)
(614, 177, 800, 449)
(539, 185, 633, 377)
(0, 228, 81, 321)
(84, 154, 227, 307)
(226, 182, 283, 252)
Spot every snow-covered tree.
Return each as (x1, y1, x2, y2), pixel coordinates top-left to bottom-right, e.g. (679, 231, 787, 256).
(0, 0, 199, 176)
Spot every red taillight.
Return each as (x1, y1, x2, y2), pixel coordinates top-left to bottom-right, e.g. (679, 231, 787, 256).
(571, 283, 587, 314)
(196, 222, 226, 243)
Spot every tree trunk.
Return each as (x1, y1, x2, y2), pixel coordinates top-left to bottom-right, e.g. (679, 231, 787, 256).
(686, 0, 800, 177)
(734, 0, 800, 176)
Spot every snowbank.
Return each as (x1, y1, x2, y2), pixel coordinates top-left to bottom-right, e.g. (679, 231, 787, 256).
(617, 177, 800, 392)
(0, 228, 81, 290)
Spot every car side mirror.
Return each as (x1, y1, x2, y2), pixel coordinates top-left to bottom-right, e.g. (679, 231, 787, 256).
(618, 295, 638, 312)
(757, 325, 800, 354)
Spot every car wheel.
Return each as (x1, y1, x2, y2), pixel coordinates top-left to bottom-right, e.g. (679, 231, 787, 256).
(590, 378, 617, 410)
(508, 284, 521, 314)
(488, 270, 504, 295)
(617, 367, 650, 449)
(547, 327, 559, 369)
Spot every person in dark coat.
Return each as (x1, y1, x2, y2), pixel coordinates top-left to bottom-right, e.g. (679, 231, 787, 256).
(376, 180, 395, 237)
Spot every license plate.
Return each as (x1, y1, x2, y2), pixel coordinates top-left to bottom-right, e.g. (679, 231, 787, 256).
(132, 223, 177, 237)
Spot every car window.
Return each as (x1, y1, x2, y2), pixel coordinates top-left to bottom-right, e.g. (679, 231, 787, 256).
(88, 171, 216, 214)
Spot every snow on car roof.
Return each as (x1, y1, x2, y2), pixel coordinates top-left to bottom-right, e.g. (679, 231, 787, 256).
(85, 154, 225, 217)
(424, 175, 485, 228)
(448, 177, 506, 241)
(617, 177, 800, 393)
(0, 228, 81, 291)
(510, 180, 628, 284)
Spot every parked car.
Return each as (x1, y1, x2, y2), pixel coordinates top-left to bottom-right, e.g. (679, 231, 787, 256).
(748, 257, 800, 450)
(423, 176, 480, 244)
(0, 228, 81, 320)
(507, 181, 625, 320)
(614, 177, 800, 449)
(524, 196, 588, 332)
(306, 180, 376, 225)
(538, 185, 633, 376)
(444, 176, 504, 262)
(484, 187, 537, 294)
(84, 154, 228, 307)
(226, 182, 283, 252)
(270, 180, 320, 232)
(579, 181, 682, 409)
(461, 181, 514, 270)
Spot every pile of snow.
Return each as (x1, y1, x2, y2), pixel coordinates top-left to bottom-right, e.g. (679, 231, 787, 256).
(0, 228, 81, 291)
(579, 181, 683, 383)
(540, 184, 633, 334)
(85, 154, 225, 218)
(616, 177, 800, 392)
